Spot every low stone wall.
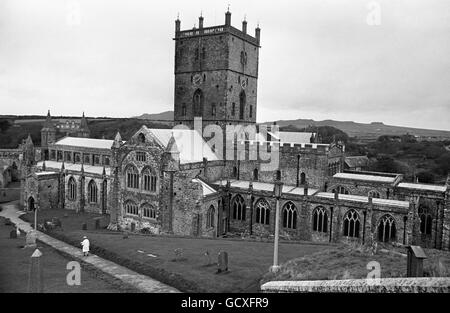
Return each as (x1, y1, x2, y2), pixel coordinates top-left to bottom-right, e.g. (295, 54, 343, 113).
(261, 277, 450, 293)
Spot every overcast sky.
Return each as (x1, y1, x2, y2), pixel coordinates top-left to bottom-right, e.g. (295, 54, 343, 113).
(1, 0, 449, 130)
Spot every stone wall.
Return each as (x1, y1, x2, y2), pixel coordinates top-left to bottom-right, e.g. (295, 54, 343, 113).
(260, 277, 450, 293)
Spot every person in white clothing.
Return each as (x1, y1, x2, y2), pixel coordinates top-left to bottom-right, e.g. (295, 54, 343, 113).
(81, 236, 90, 256)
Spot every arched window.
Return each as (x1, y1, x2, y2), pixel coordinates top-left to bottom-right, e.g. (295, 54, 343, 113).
(418, 206, 432, 236)
(312, 206, 328, 233)
(138, 133, 146, 144)
(332, 186, 350, 195)
(369, 190, 381, 198)
(239, 91, 246, 119)
(142, 167, 157, 192)
(343, 209, 360, 238)
(181, 103, 187, 116)
(126, 165, 139, 189)
(207, 205, 215, 228)
(88, 180, 98, 203)
(253, 168, 258, 180)
(142, 204, 156, 219)
(232, 103, 236, 116)
(249, 105, 253, 118)
(255, 199, 270, 225)
(232, 195, 246, 221)
(282, 202, 297, 229)
(378, 214, 396, 243)
(124, 200, 138, 216)
(68, 177, 77, 201)
(193, 89, 204, 117)
(233, 166, 238, 178)
(300, 172, 306, 185)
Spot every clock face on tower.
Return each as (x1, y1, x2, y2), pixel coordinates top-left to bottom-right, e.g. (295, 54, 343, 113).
(192, 73, 202, 87)
(240, 78, 247, 89)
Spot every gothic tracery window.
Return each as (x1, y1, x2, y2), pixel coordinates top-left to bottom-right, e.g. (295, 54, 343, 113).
(312, 206, 328, 233)
(124, 200, 138, 216)
(255, 199, 270, 225)
(142, 204, 156, 219)
(126, 165, 139, 189)
(142, 167, 157, 192)
(193, 89, 204, 117)
(378, 214, 396, 242)
(282, 202, 297, 229)
(232, 195, 246, 221)
(88, 180, 98, 203)
(68, 177, 77, 201)
(343, 209, 360, 238)
(418, 206, 433, 236)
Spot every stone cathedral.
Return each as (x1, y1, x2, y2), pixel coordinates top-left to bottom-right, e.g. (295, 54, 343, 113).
(19, 11, 450, 251)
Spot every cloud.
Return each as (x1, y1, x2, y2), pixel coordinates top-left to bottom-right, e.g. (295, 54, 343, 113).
(0, 0, 449, 130)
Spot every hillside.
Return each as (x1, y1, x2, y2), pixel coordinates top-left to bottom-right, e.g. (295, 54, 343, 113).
(134, 111, 174, 121)
(262, 119, 450, 142)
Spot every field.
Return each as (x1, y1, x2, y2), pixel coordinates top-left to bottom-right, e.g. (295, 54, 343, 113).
(0, 216, 138, 293)
(21, 208, 330, 293)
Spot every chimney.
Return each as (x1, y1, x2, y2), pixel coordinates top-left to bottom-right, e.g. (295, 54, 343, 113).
(242, 19, 247, 34)
(225, 9, 231, 26)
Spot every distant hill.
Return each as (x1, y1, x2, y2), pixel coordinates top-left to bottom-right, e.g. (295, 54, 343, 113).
(134, 111, 174, 121)
(262, 118, 450, 142)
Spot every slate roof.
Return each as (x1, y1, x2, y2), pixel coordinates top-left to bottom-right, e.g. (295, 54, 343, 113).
(54, 137, 114, 150)
(345, 156, 369, 168)
(397, 182, 447, 193)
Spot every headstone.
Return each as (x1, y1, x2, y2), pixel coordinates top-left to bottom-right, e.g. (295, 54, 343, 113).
(204, 250, 211, 265)
(217, 251, 228, 273)
(123, 231, 129, 239)
(82, 223, 87, 230)
(174, 248, 184, 261)
(25, 230, 37, 248)
(130, 222, 136, 232)
(9, 229, 17, 239)
(27, 249, 43, 293)
(407, 245, 427, 277)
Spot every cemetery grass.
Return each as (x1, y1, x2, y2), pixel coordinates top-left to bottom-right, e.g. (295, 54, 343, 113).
(21, 209, 330, 293)
(260, 243, 450, 285)
(0, 216, 138, 293)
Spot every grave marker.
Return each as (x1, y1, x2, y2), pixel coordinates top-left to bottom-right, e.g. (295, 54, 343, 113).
(27, 249, 43, 293)
(25, 230, 37, 248)
(217, 251, 228, 273)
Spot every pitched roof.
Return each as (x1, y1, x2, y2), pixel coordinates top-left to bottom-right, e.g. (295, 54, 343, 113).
(316, 192, 410, 208)
(212, 179, 318, 196)
(345, 156, 369, 168)
(192, 178, 217, 196)
(333, 172, 397, 183)
(144, 127, 218, 164)
(37, 161, 110, 176)
(397, 182, 447, 193)
(54, 137, 114, 150)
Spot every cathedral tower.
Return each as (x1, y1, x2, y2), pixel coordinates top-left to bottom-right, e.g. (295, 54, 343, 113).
(41, 110, 56, 160)
(173, 10, 261, 131)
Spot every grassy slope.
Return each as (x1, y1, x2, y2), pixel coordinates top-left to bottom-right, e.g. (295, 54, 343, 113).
(261, 244, 450, 285)
(21, 208, 329, 293)
(0, 217, 137, 293)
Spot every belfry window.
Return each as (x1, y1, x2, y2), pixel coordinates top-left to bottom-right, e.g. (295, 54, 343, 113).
(193, 89, 204, 117)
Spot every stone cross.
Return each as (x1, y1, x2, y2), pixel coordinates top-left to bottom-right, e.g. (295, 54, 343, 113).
(27, 249, 43, 293)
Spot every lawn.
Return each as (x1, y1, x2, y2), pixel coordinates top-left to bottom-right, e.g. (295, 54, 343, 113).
(260, 243, 450, 285)
(21, 208, 331, 293)
(0, 217, 138, 293)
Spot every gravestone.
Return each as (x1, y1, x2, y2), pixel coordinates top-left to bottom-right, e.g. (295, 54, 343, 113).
(217, 251, 228, 273)
(407, 245, 427, 277)
(204, 250, 211, 266)
(25, 230, 37, 248)
(123, 231, 129, 239)
(82, 223, 87, 230)
(9, 229, 17, 239)
(27, 249, 43, 293)
(130, 222, 136, 232)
